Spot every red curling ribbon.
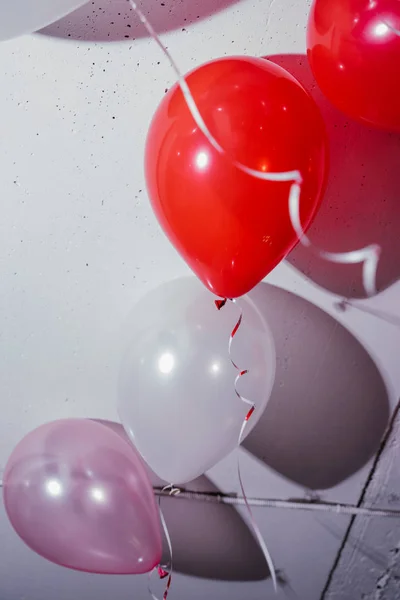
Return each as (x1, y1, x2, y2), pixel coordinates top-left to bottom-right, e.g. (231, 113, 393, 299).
(161, 572, 172, 600)
(245, 406, 255, 421)
(217, 298, 278, 591)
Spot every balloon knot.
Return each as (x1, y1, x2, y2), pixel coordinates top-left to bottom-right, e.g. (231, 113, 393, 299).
(215, 298, 228, 310)
(157, 566, 169, 579)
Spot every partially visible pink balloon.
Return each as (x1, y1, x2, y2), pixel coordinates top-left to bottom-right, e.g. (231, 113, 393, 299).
(3, 419, 162, 574)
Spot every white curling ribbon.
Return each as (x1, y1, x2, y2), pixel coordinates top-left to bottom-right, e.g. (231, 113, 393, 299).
(288, 182, 381, 297)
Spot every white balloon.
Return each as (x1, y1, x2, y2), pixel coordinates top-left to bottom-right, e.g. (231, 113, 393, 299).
(118, 277, 276, 484)
(0, 0, 89, 41)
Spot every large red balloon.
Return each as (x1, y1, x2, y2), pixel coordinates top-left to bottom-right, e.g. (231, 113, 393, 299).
(145, 57, 328, 299)
(307, 0, 400, 131)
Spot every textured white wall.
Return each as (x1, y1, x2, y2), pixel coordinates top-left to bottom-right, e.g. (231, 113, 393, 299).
(325, 405, 400, 600)
(0, 0, 399, 598)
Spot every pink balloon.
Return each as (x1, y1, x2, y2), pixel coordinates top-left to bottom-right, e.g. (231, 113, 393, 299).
(3, 419, 162, 574)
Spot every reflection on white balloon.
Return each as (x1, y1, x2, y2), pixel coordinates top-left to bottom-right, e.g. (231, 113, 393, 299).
(158, 352, 175, 375)
(210, 361, 221, 375)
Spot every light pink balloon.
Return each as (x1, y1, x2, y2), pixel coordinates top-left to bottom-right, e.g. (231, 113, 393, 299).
(3, 419, 162, 574)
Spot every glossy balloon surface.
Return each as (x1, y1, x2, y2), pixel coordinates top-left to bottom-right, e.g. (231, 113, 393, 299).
(119, 277, 276, 484)
(307, 0, 400, 131)
(145, 56, 328, 299)
(3, 419, 162, 574)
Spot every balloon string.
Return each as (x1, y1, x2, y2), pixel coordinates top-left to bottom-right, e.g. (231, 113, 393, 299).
(216, 298, 278, 592)
(237, 461, 278, 591)
(215, 299, 255, 416)
(148, 503, 173, 600)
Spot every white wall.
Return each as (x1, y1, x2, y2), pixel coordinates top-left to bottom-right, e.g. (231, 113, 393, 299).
(0, 0, 399, 598)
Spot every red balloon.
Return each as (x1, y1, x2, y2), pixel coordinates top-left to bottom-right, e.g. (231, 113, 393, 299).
(307, 0, 400, 131)
(145, 57, 328, 298)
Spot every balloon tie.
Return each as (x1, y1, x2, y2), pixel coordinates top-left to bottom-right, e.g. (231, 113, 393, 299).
(157, 566, 169, 580)
(214, 298, 228, 310)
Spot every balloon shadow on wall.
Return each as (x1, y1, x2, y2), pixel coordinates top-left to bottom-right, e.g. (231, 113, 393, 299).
(94, 419, 268, 582)
(267, 54, 400, 299)
(243, 283, 389, 490)
(38, 0, 241, 42)
(159, 477, 269, 582)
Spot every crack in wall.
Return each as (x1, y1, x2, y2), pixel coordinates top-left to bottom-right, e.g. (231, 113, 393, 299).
(320, 399, 400, 600)
(360, 544, 400, 600)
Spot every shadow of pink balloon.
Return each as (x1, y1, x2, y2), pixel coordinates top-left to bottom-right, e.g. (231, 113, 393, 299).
(242, 282, 389, 490)
(266, 54, 400, 299)
(94, 420, 269, 582)
(38, 0, 241, 42)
